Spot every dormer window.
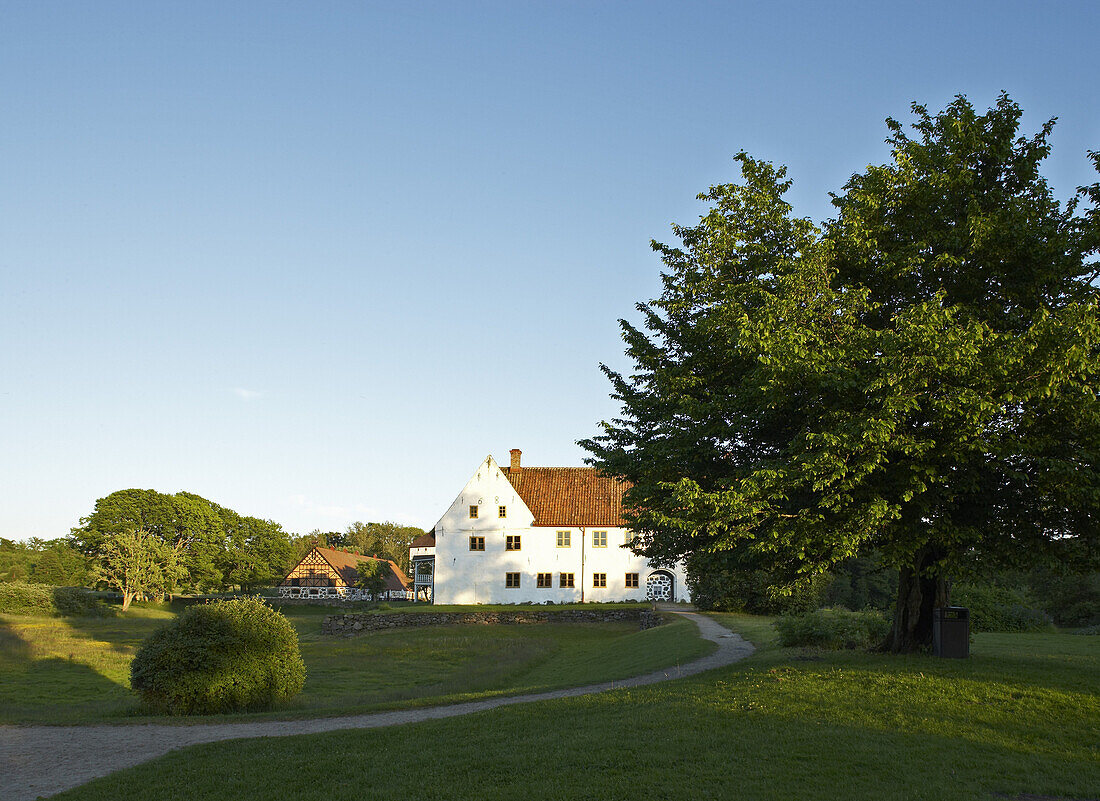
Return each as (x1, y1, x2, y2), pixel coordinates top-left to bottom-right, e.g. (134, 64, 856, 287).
(469, 505, 478, 519)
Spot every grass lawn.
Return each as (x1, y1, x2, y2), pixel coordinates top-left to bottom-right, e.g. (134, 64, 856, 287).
(51, 617, 1100, 801)
(0, 603, 710, 724)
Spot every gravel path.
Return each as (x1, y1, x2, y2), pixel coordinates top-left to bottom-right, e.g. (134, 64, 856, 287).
(1, 610, 753, 801)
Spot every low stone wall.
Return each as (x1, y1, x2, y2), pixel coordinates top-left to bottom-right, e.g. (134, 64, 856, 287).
(322, 608, 665, 636)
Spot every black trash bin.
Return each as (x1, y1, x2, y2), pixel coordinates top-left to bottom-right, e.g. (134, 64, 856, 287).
(933, 607, 969, 658)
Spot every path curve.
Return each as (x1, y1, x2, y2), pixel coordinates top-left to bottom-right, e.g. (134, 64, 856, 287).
(1, 610, 754, 801)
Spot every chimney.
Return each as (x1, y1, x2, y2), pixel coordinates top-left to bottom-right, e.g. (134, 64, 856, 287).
(510, 448, 522, 472)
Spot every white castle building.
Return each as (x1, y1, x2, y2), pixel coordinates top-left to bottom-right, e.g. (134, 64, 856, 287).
(409, 449, 690, 604)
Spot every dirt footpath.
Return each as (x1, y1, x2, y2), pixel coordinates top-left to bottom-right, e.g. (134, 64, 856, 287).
(0, 610, 754, 801)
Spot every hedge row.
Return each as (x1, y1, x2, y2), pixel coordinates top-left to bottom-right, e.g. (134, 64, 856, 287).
(0, 582, 113, 616)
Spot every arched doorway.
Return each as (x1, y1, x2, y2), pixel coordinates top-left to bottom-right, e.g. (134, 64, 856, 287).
(645, 570, 674, 602)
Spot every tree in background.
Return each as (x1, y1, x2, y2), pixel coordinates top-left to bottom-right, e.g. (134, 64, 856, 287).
(71, 489, 226, 591)
(344, 521, 423, 574)
(1, 538, 87, 585)
(28, 542, 88, 586)
(72, 489, 297, 594)
(354, 559, 388, 600)
(218, 512, 295, 593)
(92, 528, 184, 611)
(584, 95, 1100, 652)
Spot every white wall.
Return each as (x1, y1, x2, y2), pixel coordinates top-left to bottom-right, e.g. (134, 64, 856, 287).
(429, 455, 690, 604)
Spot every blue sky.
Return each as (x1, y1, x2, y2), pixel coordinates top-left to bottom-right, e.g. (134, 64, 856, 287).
(3, 1, 1098, 538)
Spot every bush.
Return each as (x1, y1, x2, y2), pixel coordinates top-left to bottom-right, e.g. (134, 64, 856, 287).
(0, 582, 112, 617)
(953, 583, 1054, 632)
(686, 555, 828, 615)
(1028, 571, 1100, 628)
(51, 587, 114, 617)
(0, 581, 56, 615)
(774, 608, 891, 650)
(130, 597, 306, 715)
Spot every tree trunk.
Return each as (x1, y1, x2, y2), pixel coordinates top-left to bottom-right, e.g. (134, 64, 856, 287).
(121, 590, 135, 612)
(889, 546, 948, 653)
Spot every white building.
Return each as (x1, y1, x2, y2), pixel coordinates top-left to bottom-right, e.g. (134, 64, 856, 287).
(410, 449, 690, 604)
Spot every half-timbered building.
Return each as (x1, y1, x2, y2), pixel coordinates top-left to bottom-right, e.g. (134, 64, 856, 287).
(279, 546, 413, 601)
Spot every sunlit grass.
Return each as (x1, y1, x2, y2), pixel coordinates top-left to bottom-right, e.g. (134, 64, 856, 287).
(53, 623, 1100, 801)
(0, 605, 709, 724)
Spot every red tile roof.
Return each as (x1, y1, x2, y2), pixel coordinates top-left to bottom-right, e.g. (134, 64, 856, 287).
(504, 466, 629, 527)
(314, 547, 412, 591)
(411, 530, 436, 548)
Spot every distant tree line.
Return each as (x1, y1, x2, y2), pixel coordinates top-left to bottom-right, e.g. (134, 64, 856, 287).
(0, 538, 88, 585)
(2, 489, 427, 610)
(687, 544, 1100, 630)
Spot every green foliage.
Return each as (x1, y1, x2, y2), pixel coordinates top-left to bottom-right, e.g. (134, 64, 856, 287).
(1, 538, 87, 585)
(341, 521, 424, 574)
(0, 582, 111, 616)
(51, 587, 114, 617)
(0, 581, 57, 615)
(953, 583, 1054, 633)
(822, 554, 897, 612)
(774, 608, 891, 649)
(72, 489, 296, 594)
(130, 597, 305, 715)
(217, 512, 294, 593)
(93, 529, 184, 612)
(686, 552, 826, 614)
(353, 559, 388, 598)
(583, 94, 1100, 651)
(1026, 568, 1100, 627)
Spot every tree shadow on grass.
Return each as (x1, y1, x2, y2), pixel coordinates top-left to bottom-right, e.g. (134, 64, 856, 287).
(0, 621, 137, 723)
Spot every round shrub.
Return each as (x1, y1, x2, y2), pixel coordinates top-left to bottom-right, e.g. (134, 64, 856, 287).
(774, 607, 891, 650)
(130, 597, 305, 715)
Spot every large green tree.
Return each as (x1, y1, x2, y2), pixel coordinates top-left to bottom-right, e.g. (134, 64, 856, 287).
(72, 489, 296, 593)
(216, 509, 295, 593)
(583, 95, 1100, 651)
(92, 528, 184, 611)
(72, 489, 226, 591)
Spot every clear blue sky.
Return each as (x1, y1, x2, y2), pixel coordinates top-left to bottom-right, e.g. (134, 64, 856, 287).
(3, 1, 1098, 538)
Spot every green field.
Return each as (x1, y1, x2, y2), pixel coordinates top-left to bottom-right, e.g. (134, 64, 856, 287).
(50, 616, 1100, 801)
(0, 603, 710, 724)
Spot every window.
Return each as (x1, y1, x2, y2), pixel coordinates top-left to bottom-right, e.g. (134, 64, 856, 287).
(559, 572, 575, 588)
(469, 505, 478, 519)
(505, 572, 520, 588)
(506, 535, 522, 551)
(593, 530, 607, 548)
(625, 573, 639, 588)
(469, 536, 485, 551)
(625, 531, 639, 546)
(556, 530, 571, 548)
(498, 505, 507, 518)
(593, 573, 607, 588)
(537, 572, 552, 588)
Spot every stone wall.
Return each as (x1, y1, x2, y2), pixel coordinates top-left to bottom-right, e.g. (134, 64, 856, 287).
(322, 608, 665, 636)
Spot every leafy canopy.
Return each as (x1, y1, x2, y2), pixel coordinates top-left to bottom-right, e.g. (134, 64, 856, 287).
(583, 95, 1100, 609)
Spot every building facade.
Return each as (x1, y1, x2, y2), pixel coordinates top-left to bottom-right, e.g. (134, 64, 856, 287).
(278, 546, 413, 601)
(412, 450, 689, 604)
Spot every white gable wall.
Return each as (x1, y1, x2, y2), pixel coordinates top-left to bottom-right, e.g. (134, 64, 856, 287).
(431, 455, 690, 604)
